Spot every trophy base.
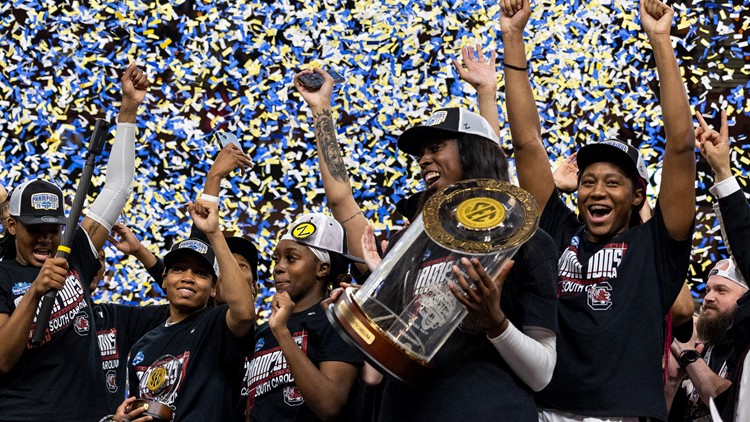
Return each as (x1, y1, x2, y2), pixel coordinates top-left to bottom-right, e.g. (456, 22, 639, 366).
(129, 398, 173, 422)
(327, 287, 433, 384)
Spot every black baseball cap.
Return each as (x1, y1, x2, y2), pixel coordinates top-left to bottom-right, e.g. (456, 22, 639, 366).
(576, 140, 649, 187)
(163, 238, 219, 280)
(9, 179, 66, 226)
(226, 236, 259, 282)
(397, 107, 500, 156)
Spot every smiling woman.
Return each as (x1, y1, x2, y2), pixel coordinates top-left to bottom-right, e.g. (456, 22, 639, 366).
(504, 0, 697, 419)
(295, 61, 559, 419)
(0, 63, 148, 421)
(244, 213, 363, 422)
(124, 199, 256, 422)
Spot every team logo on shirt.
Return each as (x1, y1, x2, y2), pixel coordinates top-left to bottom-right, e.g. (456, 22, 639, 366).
(132, 350, 145, 366)
(557, 242, 627, 311)
(283, 386, 304, 407)
(588, 282, 613, 310)
(254, 338, 265, 353)
(106, 370, 118, 393)
(74, 313, 90, 336)
(12, 282, 31, 296)
(417, 286, 456, 332)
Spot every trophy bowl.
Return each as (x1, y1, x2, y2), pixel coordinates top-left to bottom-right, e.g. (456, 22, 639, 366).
(128, 399, 173, 422)
(328, 179, 539, 384)
(129, 354, 184, 421)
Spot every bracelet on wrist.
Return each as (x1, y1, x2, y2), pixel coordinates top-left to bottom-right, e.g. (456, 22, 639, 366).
(504, 61, 529, 72)
(199, 193, 220, 204)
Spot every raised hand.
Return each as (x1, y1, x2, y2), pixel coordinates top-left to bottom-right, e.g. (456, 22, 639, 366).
(294, 68, 334, 112)
(695, 110, 731, 182)
(500, 0, 531, 37)
(108, 223, 144, 256)
(121, 63, 150, 108)
(209, 143, 254, 178)
(449, 258, 514, 337)
(361, 225, 383, 273)
(187, 199, 220, 236)
(640, 0, 674, 40)
(453, 44, 498, 93)
(269, 291, 295, 332)
(552, 152, 579, 193)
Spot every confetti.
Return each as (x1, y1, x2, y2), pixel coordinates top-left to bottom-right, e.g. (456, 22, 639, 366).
(0, 0, 747, 317)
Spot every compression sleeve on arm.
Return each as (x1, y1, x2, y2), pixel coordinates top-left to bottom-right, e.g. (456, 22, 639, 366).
(87, 123, 136, 232)
(488, 323, 557, 392)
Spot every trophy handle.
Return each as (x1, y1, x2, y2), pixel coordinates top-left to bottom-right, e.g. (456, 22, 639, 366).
(128, 398, 173, 422)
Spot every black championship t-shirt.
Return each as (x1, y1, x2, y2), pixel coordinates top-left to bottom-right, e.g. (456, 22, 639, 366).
(245, 302, 363, 422)
(377, 228, 559, 422)
(128, 305, 252, 421)
(535, 191, 692, 419)
(0, 229, 109, 421)
(94, 303, 169, 411)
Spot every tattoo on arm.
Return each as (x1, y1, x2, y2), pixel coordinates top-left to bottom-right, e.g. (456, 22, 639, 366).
(313, 109, 350, 183)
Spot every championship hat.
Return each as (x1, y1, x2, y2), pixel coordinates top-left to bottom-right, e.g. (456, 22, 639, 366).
(9, 179, 66, 226)
(281, 213, 364, 263)
(576, 140, 649, 187)
(397, 107, 500, 156)
(163, 238, 220, 280)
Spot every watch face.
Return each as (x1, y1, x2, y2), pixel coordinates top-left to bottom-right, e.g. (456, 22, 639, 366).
(680, 349, 702, 367)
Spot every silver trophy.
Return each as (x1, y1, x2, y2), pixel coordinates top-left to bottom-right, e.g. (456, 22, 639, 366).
(328, 179, 539, 383)
(129, 354, 184, 421)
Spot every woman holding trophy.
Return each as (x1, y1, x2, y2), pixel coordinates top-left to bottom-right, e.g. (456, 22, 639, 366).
(295, 47, 558, 420)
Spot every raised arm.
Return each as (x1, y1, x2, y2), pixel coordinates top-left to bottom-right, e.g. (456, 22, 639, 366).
(641, 0, 695, 240)
(295, 69, 368, 272)
(188, 200, 254, 337)
(109, 222, 164, 284)
(82, 63, 149, 250)
(203, 143, 254, 197)
(699, 109, 750, 280)
(453, 45, 501, 139)
(502, 0, 556, 210)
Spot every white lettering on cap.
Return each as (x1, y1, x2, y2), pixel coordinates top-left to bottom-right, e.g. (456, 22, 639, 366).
(30, 193, 59, 211)
(602, 140, 628, 153)
(424, 111, 448, 127)
(179, 240, 208, 254)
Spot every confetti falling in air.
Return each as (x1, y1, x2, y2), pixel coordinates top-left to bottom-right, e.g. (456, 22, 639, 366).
(0, 0, 748, 314)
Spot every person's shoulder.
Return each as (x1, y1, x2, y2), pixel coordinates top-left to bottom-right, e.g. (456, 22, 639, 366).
(0, 260, 29, 283)
(521, 228, 558, 258)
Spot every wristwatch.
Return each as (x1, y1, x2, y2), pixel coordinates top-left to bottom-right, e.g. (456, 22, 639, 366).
(678, 349, 702, 368)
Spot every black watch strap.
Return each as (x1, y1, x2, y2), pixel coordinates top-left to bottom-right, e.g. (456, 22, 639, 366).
(678, 349, 702, 368)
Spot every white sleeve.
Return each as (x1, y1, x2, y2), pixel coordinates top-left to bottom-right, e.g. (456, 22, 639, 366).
(87, 123, 136, 232)
(709, 176, 741, 199)
(488, 323, 557, 392)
